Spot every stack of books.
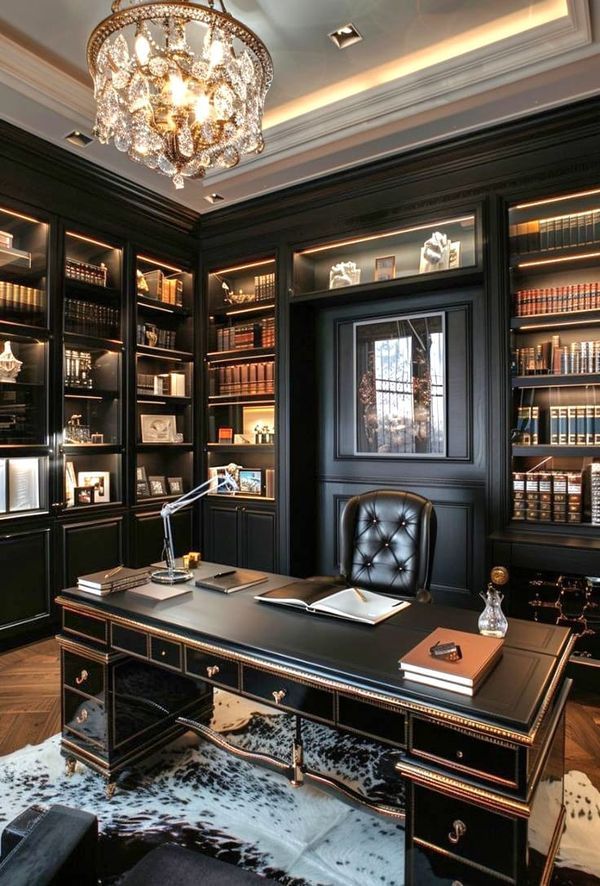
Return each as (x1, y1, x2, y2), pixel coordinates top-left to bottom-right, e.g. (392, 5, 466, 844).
(514, 282, 600, 316)
(512, 471, 582, 523)
(399, 628, 504, 696)
(66, 258, 107, 287)
(77, 566, 150, 596)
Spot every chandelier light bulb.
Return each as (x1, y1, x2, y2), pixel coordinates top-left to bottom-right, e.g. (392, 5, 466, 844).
(88, 0, 273, 189)
(134, 32, 151, 65)
(194, 92, 210, 122)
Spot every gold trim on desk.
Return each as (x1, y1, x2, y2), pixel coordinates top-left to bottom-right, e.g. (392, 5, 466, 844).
(412, 838, 515, 884)
(540, 804, 566, 886)
(399, 760, 531, 818)
(56, 596, 563, 747)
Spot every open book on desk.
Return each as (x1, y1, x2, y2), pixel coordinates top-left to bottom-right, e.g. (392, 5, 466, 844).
(255, 580, 410, 625)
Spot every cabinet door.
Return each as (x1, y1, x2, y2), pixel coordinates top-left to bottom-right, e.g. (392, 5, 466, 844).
(60, 516, 124, 589)
(241, 506, 276, 572)
(204, 501, 239, 566)
(130, 508, 193, 568)
(0, 527, 51, 632)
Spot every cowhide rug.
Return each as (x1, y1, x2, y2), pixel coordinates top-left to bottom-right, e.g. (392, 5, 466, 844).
(0, 690, 597, 885)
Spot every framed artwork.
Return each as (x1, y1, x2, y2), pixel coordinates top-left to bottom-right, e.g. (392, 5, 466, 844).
(140, 414, 177, 443)
(238, 468, 263, 496)
(167, 477, 183, 495)
(148, 475, 167, 497)
(218, 427, 234, 444)
(136, 465, 149, 498)
(374, 255, 396, 282)
(8, 458, 40, 512)
(74, 486, 95, 506)
(353, 311, 445, 457)
(77, 470, 110, 504)
(136, 464, 148, 482)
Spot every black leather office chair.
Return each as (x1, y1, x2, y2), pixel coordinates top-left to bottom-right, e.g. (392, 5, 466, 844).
(337, 489, 436, 603)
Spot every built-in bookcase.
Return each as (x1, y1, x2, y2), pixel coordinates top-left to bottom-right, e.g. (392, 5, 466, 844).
(205, 257, 276, 502)
(508, 187, 600, 530)
(134, 253, 194, 505)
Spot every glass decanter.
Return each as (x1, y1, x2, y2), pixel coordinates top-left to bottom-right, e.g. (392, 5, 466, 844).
(478, 584, 508, 638)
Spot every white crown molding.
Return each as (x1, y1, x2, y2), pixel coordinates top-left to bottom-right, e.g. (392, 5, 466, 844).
(207, 0, 592, 184)
(0, 31, 94, 126)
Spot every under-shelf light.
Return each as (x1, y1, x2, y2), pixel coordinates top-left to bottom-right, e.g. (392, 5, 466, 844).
(208, 399, 274, 407)
(64, 394, 104, 400)
(67, 231, 116, 251)
(514, 188, 600, 211)
(517, 318, 600, 330)
(0, 206, 42, 224)
(226, 304, 274, 316)
(138, 255, 185, 274)
(137, 300, 177, 314)
(518, 251, 600, 269)
(214, 258, 275, 274)
(299, 215, 474, 255)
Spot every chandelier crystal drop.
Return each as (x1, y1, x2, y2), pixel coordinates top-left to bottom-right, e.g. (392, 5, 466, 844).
(88, 0, 273, 189)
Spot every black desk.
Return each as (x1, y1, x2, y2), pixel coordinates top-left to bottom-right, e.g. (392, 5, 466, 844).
(56, 562, 573, 885)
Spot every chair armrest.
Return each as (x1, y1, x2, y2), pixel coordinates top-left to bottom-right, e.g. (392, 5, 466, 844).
(0, 805, 97, 886)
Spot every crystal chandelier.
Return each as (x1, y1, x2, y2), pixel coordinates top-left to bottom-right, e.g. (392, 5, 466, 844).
(88, 0, 273, 189)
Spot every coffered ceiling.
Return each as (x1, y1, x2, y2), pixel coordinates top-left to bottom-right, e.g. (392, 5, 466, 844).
(0, 0, 598, 212)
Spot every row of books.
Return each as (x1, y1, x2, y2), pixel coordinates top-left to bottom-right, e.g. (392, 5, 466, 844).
(64, 298, 119, 339)
(136, 323, 177, 350)
(512, 471, 582, 523)
(215, 317, 275, 351)
(513, 336, 600, 375)
(0, 280, 44, 314)
(209, 361, 275, 396)
(254, 273, 275, 302)
(66, 258, 108, 287)
(0, 231, 14, 249)
(514, 283, 600, 316)
(137, 269, 184, 306)
(515, 404, 600, 445)
(64, 348, 93, 389)
(587, 463, 600, 524)
(509, 209, 600, 255)
(137, 371, 187, 397)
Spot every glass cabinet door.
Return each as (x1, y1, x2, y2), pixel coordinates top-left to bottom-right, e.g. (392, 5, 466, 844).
(0, 205, 48, 329)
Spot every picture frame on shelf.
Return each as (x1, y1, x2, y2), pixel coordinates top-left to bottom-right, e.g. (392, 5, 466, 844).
(136, 479, 150, 498)
(238, 468, 263, 496)
(209, 464, 240, 494)
(140, 414, 177, 443)
(167, 477, 183, 495)
(65, 461, 77, 507)
(90, 433, 104, 444)
(374, 255, 396, 282)
(218, 427, 234, 444)
(77, 470, 110, 504)
(136, 465, 148, 483)
(8, 458, 40, 512)
(148, 475, 167, 497)
(74, 486, 95, 506)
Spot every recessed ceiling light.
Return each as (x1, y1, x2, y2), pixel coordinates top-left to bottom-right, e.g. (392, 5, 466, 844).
(205, 193, 225, 204)
(65, 130, 93, 148)
(328, 23, 363, 50)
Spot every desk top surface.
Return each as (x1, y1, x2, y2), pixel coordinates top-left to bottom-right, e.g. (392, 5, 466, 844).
(59, 562, 571, 735)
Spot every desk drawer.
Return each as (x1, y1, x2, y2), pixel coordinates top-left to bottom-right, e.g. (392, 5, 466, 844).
(242, 666, 334, 721)
(63, 609, 107, 644)
(111, 624, 148, 658)
(64, 688, 106, 748)
(413, 784, 516, 880)
(63, 651, 104, 702)
(410, 843, 509, 885)
(185, 648, 239, 689)
(150, 637, 181, 671)
(411, 717, 518, 788)
(338, 694, 406, 747)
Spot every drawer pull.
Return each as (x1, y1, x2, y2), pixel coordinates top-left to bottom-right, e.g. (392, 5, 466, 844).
(455, 750, 464, 760)
(206, 665, 220, 678)
(448, 819, 467, 845)
(75, 669, 89, 686)
(160, 650, 166, 657)
(272, 689, 286, 705)
(75, 709, 89, 724)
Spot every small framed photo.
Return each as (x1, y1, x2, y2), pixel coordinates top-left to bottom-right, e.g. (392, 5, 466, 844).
(374, 255, 396, 282)
(218, 427, 234, 444)
(238, 468, 263, 496)
(90, 433, 104, 444)
(148, 475, 167, 497)
(136, 479, 150, 498)
(140, 414, 177, 444)
(74, 486, 95, 506)
(136, 464, 148, 483)
(213, 465, 239, 494)
(167, 477, 183, 495)
(77, 471, 110, 504)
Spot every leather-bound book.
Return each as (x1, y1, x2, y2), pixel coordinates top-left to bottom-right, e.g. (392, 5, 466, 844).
(399, 627, 504, 696)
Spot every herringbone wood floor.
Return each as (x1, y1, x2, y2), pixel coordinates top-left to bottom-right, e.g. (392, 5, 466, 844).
(0, 639, 598, 791)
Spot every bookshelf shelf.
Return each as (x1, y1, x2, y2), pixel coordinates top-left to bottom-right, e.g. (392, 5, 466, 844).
(512, 445, 600, 457)
(63, 331, 123, 350)
(206, 347, 275, 363)
(137, 298, 190, 317)
(208, 394, 275, 405)
(512, 374, 600, 388)
(64, 387, 119, 399)
(206, 443, 274, 451)
(136, 393, 190, 404)
(137, 442, 193, 450)
(136, 344, 193, 361)
(62, 444, 122, 454)
(65, 279, 121, 299)
(511, 310, 600, 330)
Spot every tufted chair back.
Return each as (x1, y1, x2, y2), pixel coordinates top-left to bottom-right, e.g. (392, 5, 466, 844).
(339, 490, 436, 600)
